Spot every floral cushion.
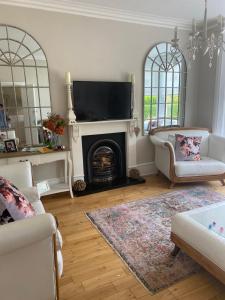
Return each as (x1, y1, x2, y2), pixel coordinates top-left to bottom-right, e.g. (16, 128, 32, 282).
(175, 134, 202, 161)
(0, 177, 35, 224)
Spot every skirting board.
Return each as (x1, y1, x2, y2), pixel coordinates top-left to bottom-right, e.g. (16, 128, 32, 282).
(73, 161, 157, 181)
(129, 162, 157, 177)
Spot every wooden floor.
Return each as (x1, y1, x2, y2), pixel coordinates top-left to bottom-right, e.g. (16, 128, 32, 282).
(43, 175, 225, 300)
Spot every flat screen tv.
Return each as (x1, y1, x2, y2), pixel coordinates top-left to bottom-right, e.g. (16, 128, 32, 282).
(72, 81, 132, 122)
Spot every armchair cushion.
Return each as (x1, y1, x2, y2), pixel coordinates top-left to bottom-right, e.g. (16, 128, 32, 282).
(175, 156, 225, 177)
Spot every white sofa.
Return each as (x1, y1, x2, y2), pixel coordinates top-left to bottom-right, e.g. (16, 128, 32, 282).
(171, 201, 225, 285)
(0, 161, 62, 300)
(150, 127, 225, 188)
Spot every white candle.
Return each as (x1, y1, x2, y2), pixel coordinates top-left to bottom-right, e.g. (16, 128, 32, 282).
(65, 72, 71, 85)
(174, 26, 178, 40)
(220, 15, 223, 31)
(192, 18, 197, 33)
(131, 73, 135, 84)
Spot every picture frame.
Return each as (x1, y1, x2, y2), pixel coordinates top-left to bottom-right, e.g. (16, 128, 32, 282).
(4, 139, 18, 153)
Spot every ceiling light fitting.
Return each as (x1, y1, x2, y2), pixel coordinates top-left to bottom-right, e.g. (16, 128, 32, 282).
(171, 0, 225, 68)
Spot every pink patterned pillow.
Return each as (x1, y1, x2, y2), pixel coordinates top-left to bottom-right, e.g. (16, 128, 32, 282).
(0, 177, 35, 221)
(175, 134, 202, 161)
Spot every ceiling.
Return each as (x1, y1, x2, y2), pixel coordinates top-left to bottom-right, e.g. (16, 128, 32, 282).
(0, 0, 225, 29)
(67, 0, 225, 20)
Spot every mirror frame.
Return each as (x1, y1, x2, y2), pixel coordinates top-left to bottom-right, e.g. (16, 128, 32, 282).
(0, 24, 52, 146)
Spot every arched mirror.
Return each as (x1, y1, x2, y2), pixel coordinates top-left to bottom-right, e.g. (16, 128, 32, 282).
(0, 25, 52, 146)
(143, 42, 187, 135)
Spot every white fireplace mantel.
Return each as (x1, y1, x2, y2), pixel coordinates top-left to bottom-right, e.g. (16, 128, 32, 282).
(65, 75, 139, 182)
(71, 119, 138, 181)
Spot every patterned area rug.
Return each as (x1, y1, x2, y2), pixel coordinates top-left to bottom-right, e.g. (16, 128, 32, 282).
(86, 187, 225, 293)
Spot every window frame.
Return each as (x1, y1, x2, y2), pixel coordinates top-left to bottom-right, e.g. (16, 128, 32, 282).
(143, 42, 187, 135)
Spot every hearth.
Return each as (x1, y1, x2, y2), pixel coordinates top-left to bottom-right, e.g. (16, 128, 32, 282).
(75, 132, 145, 196)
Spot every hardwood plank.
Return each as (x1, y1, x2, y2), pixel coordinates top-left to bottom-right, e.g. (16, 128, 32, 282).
(42, 175, 225, 300)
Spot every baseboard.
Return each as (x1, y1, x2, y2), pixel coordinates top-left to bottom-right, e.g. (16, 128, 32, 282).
(129, 162, 157, 176)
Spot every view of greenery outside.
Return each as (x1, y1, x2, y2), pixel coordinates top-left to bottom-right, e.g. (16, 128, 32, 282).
(144, 95, 179, 120)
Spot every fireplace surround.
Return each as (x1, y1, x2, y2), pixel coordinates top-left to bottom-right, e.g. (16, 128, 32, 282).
(70, 119, 145, 196)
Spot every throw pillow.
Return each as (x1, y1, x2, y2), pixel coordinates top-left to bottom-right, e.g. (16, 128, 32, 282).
(0, 177, 35, 222)
(175, 134, 202, 161)
(0, 199, 14, 224)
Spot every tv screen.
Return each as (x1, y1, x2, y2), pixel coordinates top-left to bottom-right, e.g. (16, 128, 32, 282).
(73, 81, 132, 122)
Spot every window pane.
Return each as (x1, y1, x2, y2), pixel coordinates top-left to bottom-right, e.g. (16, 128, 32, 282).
(174, 73, 180, 87)
(159, 88, 166, 103)
(151, 104, 158, 119)
(167, 72, 173, 87)
(145, 58, 153, 71)
(159, 72, 166, 87)
(144, 72, 151, 87)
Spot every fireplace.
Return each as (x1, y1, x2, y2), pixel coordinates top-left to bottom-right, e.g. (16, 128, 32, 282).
(72, 131, 145, 196)
(82, 132, 126, 185)
(89, 142, 121, 184)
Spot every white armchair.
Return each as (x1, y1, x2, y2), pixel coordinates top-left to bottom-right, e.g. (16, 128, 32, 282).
(150, 127, 225, 188)
(0, 161, 62, 300)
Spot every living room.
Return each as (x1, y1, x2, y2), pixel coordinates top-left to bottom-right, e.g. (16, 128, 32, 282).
(0, 0, 225, 299)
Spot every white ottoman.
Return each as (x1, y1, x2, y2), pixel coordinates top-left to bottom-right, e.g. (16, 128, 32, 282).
(171, 201, 225, 284)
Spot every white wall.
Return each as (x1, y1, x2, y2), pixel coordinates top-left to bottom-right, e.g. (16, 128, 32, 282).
(0, 4, 199, 178)
(195, 54, 217, 130)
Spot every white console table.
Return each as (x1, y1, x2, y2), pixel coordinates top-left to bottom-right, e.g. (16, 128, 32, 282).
(0, 150, 74, 198)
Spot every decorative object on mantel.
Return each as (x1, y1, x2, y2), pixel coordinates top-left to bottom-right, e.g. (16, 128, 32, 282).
(73, 180, 86, 192)
(171, 0, 225, 68)
(128, 73, 135, 118)
(129, 168, 140, 179)
(128, 73, 140, 137)
(65, 71, 77, 147)
(43, 113, 66, 149)
(134, 126, 140, 136)
(4, 139, 17, 153)
(86, 187, 225, 293)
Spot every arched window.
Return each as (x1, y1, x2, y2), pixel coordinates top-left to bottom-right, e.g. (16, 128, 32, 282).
(143, 42, 187, 134)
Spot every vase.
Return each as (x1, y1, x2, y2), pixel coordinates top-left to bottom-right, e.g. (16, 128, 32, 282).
(48, 133, 60, 149)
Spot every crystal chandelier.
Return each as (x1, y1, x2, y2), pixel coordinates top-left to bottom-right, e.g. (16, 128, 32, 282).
(171, 0, 225, 68)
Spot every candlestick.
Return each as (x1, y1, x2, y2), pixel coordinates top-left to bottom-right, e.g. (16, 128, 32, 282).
(192, 18, 197, 34)
(131, 73, 135, 84)
(65, 72, 71, 85)
(174, 26, 178, 40)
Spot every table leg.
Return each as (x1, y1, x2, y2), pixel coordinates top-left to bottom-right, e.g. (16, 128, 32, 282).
(68, 152, 74, 198)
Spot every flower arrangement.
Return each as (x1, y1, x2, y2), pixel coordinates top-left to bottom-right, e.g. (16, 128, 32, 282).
(42, 113, 66, 149)
(43, 113, 66, 135)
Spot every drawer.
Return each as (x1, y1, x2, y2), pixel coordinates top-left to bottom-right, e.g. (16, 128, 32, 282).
(0, 158, 8, 165)
(8, 155, 41, 165)
(39, 151, 67, 164)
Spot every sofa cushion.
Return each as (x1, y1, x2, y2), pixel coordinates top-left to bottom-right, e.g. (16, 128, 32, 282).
(0, 177, 35, 222)
(175, 134, 202, 161)
(175, 156, 225, 177)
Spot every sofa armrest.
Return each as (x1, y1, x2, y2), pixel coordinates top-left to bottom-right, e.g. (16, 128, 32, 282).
(21, 186, 40, 204)
(150, 135, 176, 162)
(0, 213, 56, 256)
(209, 134, 225, 163)
(150, 135, 167, 148)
